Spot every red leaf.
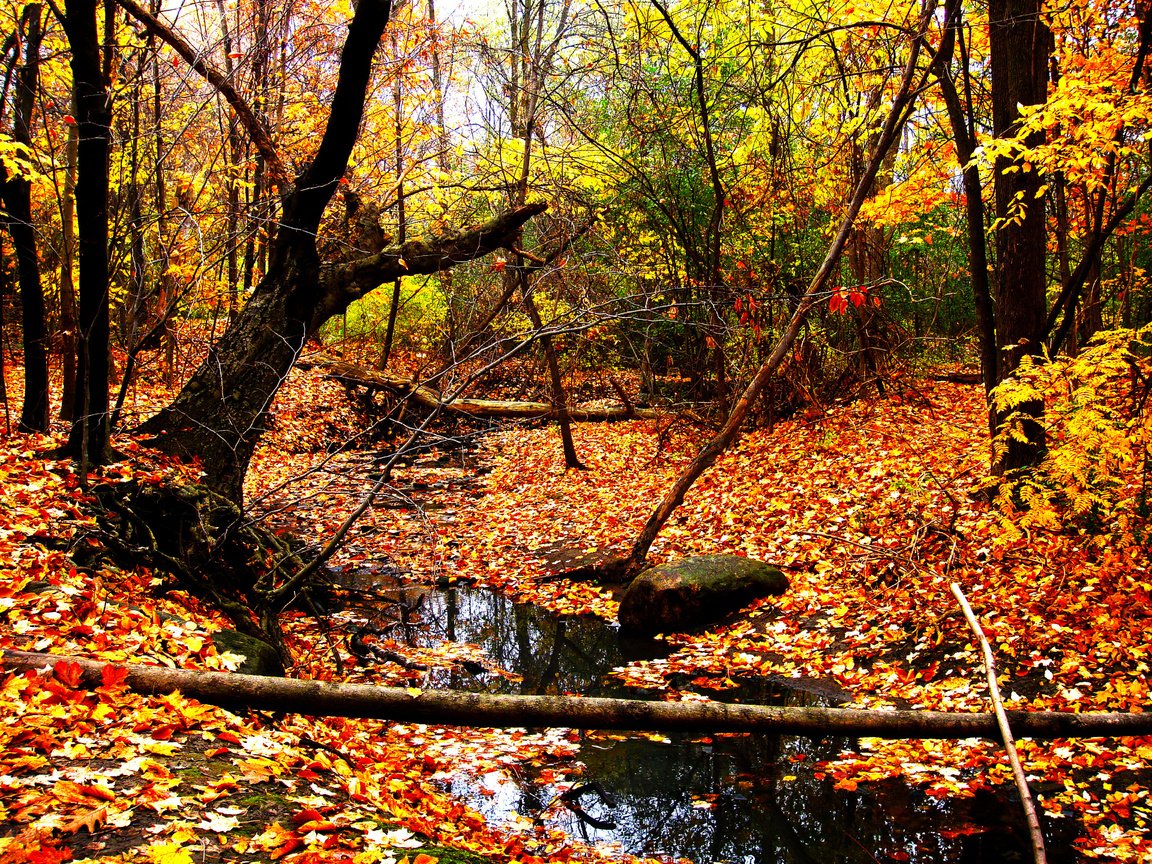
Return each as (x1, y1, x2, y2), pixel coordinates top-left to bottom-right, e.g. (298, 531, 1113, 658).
(29, 847, 72, 864)
(54, 661, 83, 689)
(100, 664, 128, 691)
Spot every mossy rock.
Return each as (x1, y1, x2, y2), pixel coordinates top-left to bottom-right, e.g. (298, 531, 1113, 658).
(618, 554, 788, 636)
(211, 630, 285, 676)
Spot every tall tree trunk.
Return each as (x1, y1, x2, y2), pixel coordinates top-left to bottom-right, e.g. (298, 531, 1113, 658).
(988, 0, 1050, 474)
(62, 0, 113, 464)
(500, 0, 582, 468)
(58, 103, 79, 421)
(378, 30, 406, 371)
(7, 3, 47, 432)
(216, 0, 241, 322)
(935, 0, 996, 414)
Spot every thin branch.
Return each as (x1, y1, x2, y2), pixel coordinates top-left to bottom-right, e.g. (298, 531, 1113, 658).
(114, 0, 289, 186)
(951, 582, 1048, 864)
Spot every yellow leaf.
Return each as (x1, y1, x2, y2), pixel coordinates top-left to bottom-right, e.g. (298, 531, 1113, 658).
(147, 842, 195, 864)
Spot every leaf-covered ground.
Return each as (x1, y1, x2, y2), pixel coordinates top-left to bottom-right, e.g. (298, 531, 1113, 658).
(3, 360, 1152, 862)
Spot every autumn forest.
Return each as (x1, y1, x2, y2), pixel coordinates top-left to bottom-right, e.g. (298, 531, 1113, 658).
(2, 0, 1152, 860)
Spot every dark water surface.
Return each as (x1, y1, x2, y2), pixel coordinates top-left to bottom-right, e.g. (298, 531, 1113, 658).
(342, 573, 1078, 863)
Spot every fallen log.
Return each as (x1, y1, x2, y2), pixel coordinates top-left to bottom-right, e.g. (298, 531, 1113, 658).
(6, 649, 1152, 740)
(311, 359, 661, 422)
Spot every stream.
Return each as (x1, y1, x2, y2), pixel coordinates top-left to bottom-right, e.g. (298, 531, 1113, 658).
(338, 570, 1080, 863)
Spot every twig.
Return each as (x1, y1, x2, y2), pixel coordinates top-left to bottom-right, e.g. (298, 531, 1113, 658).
(951, 582, 1048, 864)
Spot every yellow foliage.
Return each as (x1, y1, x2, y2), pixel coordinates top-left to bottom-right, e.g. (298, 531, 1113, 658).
(990, 325, 1152, 546)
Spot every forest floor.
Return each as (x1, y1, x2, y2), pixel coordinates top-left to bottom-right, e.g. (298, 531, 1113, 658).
(2, 353, 1151, 863)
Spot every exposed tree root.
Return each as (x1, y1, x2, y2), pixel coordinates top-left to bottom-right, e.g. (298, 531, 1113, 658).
(87, 478, 322, 660)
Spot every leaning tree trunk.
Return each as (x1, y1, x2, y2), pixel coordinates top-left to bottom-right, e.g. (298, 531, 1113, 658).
(621, 2, 938, 578)
(140, 203, 544, 501)
(134, 0, 545, 501)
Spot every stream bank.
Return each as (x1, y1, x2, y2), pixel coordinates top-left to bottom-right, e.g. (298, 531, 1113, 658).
(333, 565, 1080, 864)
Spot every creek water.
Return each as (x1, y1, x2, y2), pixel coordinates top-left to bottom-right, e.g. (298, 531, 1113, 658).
(342, 573, 1078, 863)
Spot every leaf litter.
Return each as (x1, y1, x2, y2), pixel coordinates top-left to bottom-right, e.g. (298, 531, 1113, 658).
(2, 364, 1151, 861)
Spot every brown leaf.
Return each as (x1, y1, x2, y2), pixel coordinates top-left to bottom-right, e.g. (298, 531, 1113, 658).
(56, 806, 108, 835)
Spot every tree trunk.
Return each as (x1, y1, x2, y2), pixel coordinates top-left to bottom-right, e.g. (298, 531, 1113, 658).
(141, 200, 545, 501)
(377, 30, 406, 372)
(136, 0, 544, 501)
(989, 0, 1050, 474)
(7, 4, 47, 433)
(935, 0, 996, 415)
(313, 358, 656, 421)
(523, 286, 585, 468)
(62, 0, 113, 464)
(8, 649, 1152, 740)
(57, 102, 79, 421)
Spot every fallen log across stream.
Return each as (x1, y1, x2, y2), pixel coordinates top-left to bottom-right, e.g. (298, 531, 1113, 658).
(305, 359, 663, 422)
(6, 650, 1152, 740)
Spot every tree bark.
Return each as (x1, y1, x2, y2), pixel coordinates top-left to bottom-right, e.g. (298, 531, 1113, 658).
(7, 649, 1152, 740)
(6, 3, 47, 432)
(988, 0, 1050, 474)
(62, 0, 113, 464)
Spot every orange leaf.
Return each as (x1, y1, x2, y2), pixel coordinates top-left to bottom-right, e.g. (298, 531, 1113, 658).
(52, 780, 116, 804)
(270, 838, 304, 860)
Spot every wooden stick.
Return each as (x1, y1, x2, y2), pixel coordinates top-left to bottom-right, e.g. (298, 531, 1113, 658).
(5, 649, 1152, 743)
(951, 582, 1048, 864)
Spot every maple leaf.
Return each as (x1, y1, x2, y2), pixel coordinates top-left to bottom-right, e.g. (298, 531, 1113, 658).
(99, 664, 128, 692)
(51, 780, 116, 804)
(52, 661, 83, 689)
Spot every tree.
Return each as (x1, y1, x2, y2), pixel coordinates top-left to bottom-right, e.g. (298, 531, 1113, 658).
(61, 0, 113, 464)
(129, 0, 544, 501)
(4, 3, 48, 432)
(987, 0, 1051, 474)
(497, 0, 584, 469)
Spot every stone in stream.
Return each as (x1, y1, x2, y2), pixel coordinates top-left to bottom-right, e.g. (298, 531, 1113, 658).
(618, 554, 788, 636)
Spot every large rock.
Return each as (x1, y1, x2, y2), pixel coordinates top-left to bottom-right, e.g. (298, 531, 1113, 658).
(211, 630, 284, 677)
(618, 555, 788, 636)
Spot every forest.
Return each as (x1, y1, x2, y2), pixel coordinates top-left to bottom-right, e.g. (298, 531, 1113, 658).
(2, 0, 1152, 860)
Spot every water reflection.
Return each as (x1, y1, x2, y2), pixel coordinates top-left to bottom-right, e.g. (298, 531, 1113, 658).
(340, 573, 1078, 863)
